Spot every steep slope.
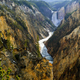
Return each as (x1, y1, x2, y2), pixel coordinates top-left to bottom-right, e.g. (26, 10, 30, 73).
(48, 1, 70, 11)
(32, 1, 53, 19)
(46, 9, 80, 57)
(57, 0, 80, 19)
(53, 26, 80, 80)
(46, 3, 80, 80)
(0, 0, 55, 42)
(0, 0, 54, 80)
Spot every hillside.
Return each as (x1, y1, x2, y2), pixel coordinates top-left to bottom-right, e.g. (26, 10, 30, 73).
(32, 1, 53, 19)
(48, 1, 70, 10)
(54, 0, 80, 20)
(0, 0, 55, 80)
(46, 8, 80, 57)
(53, 26, 80, 80)
(0, 0, 80, 80)
(46, 2, 80, 80)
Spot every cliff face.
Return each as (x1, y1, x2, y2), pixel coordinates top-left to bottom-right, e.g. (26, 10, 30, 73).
(58, 1, 80, 19)
(46, 3, 80, 80)
(53, 26, 80, 80)
(0, 51, 53, 80)
(58, 7, 65, 19)
(0, 0, 55, 42)
(46, 9, 80, 57)
(65, 1, 79, 13)
(0, 0, 54, 80)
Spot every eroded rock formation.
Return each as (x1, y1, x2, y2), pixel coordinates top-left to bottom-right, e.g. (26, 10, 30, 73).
(53, 26, 80, 80)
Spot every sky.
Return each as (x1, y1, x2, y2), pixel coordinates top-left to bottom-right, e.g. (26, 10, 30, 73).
(42, 0, 71, 2)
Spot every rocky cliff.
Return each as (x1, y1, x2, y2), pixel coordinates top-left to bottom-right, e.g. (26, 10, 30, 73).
(46, 3, 80, 80)
(57, 0, 80, 20)
(0, 0, 54, 80)
(46, 8, 80, 57)
(65, 1, 79, 13)
(53, 26, 80, 80)
(0, 0, 55, 41)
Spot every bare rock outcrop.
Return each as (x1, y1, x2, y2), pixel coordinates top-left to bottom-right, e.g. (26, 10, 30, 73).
(53, 26, 80, 80)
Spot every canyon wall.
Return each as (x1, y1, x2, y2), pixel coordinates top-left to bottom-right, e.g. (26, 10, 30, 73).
(46, 2, 80, 80)
(0, 0, 54, 80)
(58, 1, 80, 20)
(53, 26, 80, 80)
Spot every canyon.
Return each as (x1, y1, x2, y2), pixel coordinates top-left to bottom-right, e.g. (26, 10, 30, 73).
(0, 0, 80, 80)
(0, 0, 54, 80)
(46, 0, 80, 80)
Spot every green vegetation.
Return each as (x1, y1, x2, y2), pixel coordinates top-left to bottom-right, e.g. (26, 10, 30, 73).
(57, 22, 69, 30)
(0, 67, 20, 80)
(0, 60, 19, 80)
(36, 36, 41, 58)
(32, 1, 50, 9)
(48, 1, 70, 10)
(16, 75, 20, 80)
(0, 5, 4, 11)
(0, 4, 15, 16)
(5, 17, 25, 32)
(5, 15, 28, 33)
(47, 14, 80, 56)
(0, 33, 1, 42)
(45, 18, 54, 27)
(32, 1, 52, 19)
(0, 67, 11, 80)
(12, 0, 33, 10)
(6, 40, 11, 51)
(65, 13, 72, 20)
(24, 40, 28, 48)
(64, 10, 77, 20)
(15, 17, 27, 31)
(6, 17, 23, 31)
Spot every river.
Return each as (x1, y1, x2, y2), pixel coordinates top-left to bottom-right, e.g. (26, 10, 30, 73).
(39, 11, 62, 64)
(39, 30, 53, 64)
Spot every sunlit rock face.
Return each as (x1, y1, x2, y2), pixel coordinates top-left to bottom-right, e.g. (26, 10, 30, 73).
(0, 1, 55, 80)
(58, 7, 65, 20)
(66, 1, 79, 13)
(53, 26, 80, 80)
(47, 7, 80, 57)
(56, 1, 80, 21)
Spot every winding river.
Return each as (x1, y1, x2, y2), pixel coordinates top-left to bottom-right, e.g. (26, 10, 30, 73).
(39, 11, 62, 64)
(39, 30, 53, 64)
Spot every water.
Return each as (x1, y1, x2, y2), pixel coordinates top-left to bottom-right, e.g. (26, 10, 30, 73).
(38, 11, 62, 64)
(39, 30, 53, 64)
(52, 11, 62, 27)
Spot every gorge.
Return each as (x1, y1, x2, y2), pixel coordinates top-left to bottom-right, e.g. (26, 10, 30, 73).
(0, 0, 80, 80)
(39, 29, 53, 64)
(38, 10, 62, 64)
